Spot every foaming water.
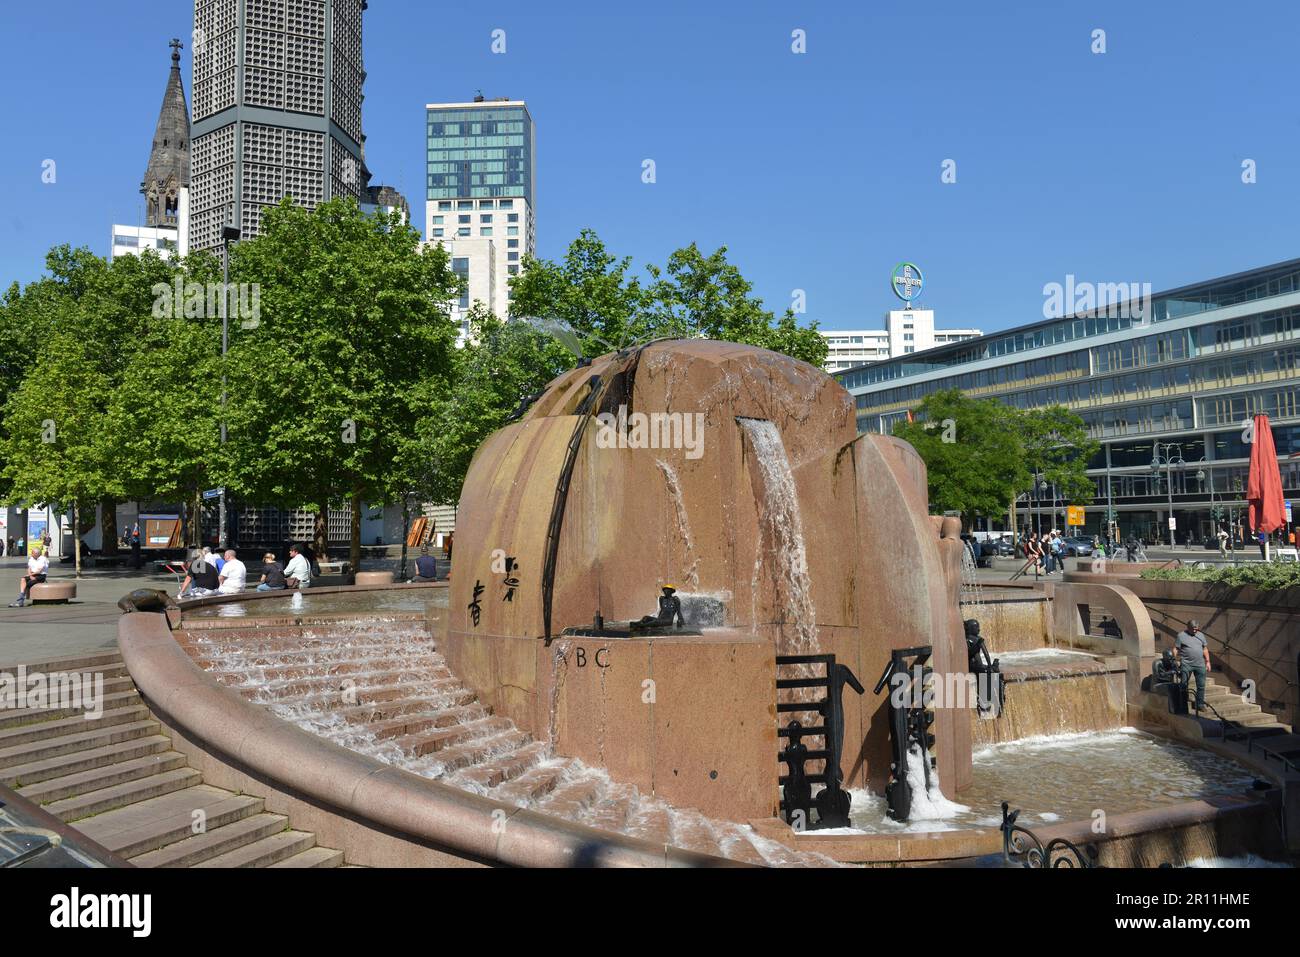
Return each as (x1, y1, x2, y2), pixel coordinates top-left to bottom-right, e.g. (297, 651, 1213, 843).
(846, 728, 1259, 834)
(186, 588, 447, 618)
(739, 417, 818, 657)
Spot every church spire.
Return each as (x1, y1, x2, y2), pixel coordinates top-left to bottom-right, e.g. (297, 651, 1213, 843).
(141, 38, 191, 229)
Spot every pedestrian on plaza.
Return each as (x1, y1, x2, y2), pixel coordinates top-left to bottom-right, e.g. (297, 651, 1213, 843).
(1175, 619, 1212, 713)
(17, 536, 25, 556)
(177, 550, 220, 600)
(409, 546, 439, 583)
(130, 523, 142, 569)
(256, 552, 287, 592)
(42, 530, 52, 555)
(1258, 530, 1268, 560)
(284, 543, 312, 589)
(9, 545, 49, 607)
(1217, 526, 1229, 559)
(217, 549, 247, 595)
(2, 536, 9, 557)
(202, 546, 224, 574)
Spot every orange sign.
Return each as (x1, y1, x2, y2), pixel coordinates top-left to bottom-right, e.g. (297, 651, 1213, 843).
(1067, 506, 1085, 527)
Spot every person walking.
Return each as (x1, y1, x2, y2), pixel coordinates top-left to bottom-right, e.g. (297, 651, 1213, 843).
(130, 523, 142, 570)
(9, 545, 49, 607)
(1175, 619, 1212, 713)
(17, 536, 25, 557)
(1217, 526, 1229, 559)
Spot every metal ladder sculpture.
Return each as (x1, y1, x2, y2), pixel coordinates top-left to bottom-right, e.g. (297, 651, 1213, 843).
(775, 654, 865, 830)
(872, 645, 936, 822)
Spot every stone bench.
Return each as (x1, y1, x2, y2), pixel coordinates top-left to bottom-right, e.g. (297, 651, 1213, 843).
(29, 581, 77, 604)
(353, 571, 394, 586)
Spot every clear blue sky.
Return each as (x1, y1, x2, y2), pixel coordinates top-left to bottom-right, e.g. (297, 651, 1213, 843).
(1, 0, 1296, 334)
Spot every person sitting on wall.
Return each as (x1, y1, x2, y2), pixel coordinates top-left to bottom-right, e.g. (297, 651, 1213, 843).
(178, 550, 220, 600)
(631, 584, 685, 631)
(256, 552, 287, 592)
(409, 546, 439, 583)
(9, 545, 49, 607)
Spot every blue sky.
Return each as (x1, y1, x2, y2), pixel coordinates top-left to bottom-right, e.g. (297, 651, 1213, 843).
(1, 0, 1297, 333)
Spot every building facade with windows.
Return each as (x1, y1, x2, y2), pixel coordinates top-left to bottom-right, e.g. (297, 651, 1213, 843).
(425, 98, 535, 338)
(821, 310, 981, 373)
(188, 0, 369, 252)
(835, 258, 1300, 544)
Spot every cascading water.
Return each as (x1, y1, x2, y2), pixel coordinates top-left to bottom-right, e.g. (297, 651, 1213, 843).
(655, 459, 700, 592)
(738, 418, 818, 657)
(187, 613, 836, 867)
(959, 545, 984, 608)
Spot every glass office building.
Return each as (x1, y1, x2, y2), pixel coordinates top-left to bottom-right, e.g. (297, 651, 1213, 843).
(836, 258, 1300, 543)
(425, 99, 536, 336)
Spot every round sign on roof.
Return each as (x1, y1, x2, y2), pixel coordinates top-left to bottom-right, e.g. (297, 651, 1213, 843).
(891, 262, 924, 303)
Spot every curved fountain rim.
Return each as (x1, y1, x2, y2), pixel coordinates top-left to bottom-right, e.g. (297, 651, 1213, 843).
(118, 597, 749, 868)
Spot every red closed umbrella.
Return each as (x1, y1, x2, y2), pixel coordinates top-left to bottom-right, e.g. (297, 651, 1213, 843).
(1246, 413, 1286, 556)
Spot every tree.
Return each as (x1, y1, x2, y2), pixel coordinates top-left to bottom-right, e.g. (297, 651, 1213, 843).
(0, 246, 177, 573)
(509, 230, 828, 367)
(1019, 404, 1099, 532)
(219, 198, 460, 570)
(890, 389, 1027, 529)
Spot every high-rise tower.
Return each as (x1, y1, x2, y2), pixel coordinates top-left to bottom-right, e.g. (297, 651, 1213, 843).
(189, 0, 368, 252)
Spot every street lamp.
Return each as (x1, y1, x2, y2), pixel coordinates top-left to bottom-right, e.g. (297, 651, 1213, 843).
(1151, 441, 1185, 547)
(218, 219, 242, 550)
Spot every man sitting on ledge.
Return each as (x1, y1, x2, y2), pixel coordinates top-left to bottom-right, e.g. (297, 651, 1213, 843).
(409, 546, 439, 583)
(8, 545, 48, 608)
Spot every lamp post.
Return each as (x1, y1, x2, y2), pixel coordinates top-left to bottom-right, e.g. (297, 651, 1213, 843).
(218, 219, 242, 550)
(1151, 441, 1185, 547)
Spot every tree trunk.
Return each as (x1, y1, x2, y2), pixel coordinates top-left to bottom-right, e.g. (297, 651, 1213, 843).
(399, 497, 411, 581)
(350, 486, 362, 575)
(314, 502, 329, 565)
(101, 499, 119, 555)
(1008, 495, 1018, 539)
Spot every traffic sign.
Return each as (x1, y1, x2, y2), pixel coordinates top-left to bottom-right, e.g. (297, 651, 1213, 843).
(1168, 517, 1177, 531)
(1067, 505, 1085, 527)
(202, 488, 222, 500)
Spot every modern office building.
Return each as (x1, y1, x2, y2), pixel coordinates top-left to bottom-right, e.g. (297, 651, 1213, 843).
(425, 97, 536, 337)
(836, 258, 1300, 544)
(112, 40, 192, 262)
(821, 309, 982, 373)
(189, 0, 369, 252)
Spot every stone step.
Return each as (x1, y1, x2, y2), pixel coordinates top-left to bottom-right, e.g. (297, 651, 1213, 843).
(669, 811, 723, 858)
(208, 655, 446, 684)
(76, 786, 265, 858)
(0, 689, 143, 731)
(0, 719, 162, 769)
(1, 734, 173, 789)
(424, 730, 533, 774)
(267, 681, 455, 711)
(268, 846, 345, 868)
(314, 690, 474, 724)
(456, 742, 550, 790)
(0, 704, 152, 749)
(17, 751, 188, 804)
(193, 641, 439, 668)
(625, 803, 673, 845)
(194, 830, 316, 868)
(534, 774, 604, 821)
(128, 812, 290, 868)
(489, 758, 571, 806)
(1234, 712, 1285, 727)
(0, 649, 124, 674)
(368, 704, 491, 741)
(392, 717, 516, 759)
(44, 767, 203, 822)
(227, 668, 452, 700)
(717, 830, 768, 865)
(583, 783, 637, 833)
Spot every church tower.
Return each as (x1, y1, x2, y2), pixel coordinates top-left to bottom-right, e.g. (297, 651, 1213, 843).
(141, 39, 191, 229)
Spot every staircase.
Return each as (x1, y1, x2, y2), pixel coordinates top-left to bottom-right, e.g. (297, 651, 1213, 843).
(0, 650, 348, 868)
(182, 621, 827, 866)
(1193, 673, 1291, 731)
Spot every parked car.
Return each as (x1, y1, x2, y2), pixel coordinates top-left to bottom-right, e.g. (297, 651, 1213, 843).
(959, 534, 995, 567)
(1061, 536, 1094, 557)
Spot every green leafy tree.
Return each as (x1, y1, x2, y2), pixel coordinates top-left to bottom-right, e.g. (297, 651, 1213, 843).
(890, 389, 1027, 529)
(0, 246, 177, 572)
(219, 197, 460, 569)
